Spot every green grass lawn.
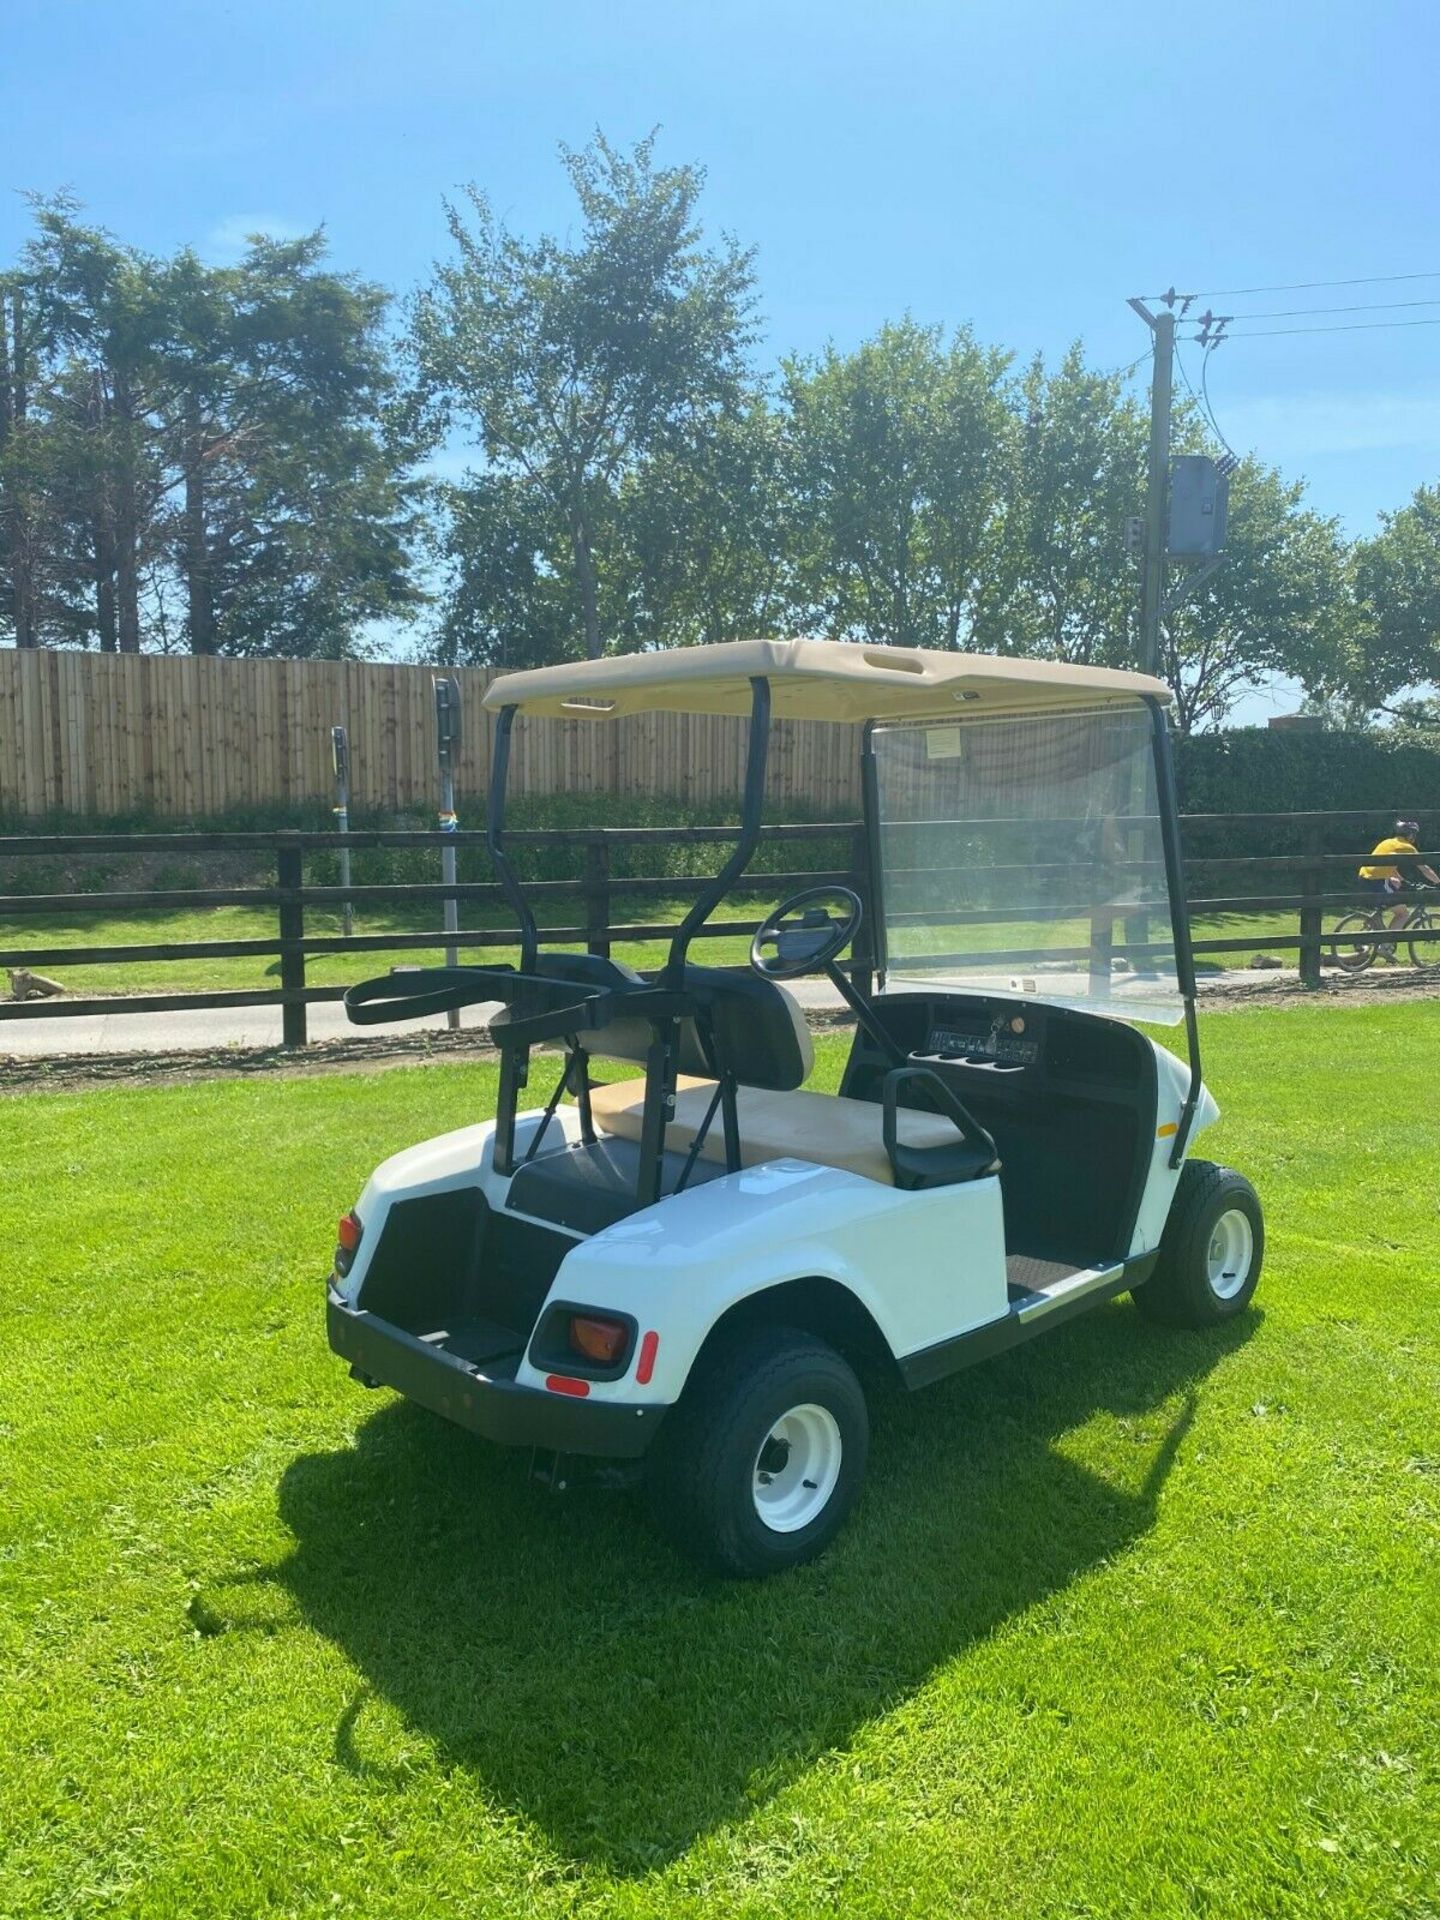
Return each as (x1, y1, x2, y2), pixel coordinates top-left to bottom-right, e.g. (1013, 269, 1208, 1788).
(1, 900, 1305, 997)
(4, 1004, 1439, 1918)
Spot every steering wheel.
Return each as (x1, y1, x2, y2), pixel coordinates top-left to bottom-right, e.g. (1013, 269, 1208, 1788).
(750, 885, 863, 981)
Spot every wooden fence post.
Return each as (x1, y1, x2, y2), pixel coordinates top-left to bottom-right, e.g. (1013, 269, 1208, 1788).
(1298, 826, 1325, 988)
(585, 838, 611, 959)
(276, 833, 308, 1046)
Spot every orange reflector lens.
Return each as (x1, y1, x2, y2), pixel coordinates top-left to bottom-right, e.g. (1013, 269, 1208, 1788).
(1156, 1122, 1178, 1138)
(545, 1374, 591, 1397)
(337, 1211, 363, 1253)
(636, 1330, 660, 1385)
(569, 1314, 627, 1366)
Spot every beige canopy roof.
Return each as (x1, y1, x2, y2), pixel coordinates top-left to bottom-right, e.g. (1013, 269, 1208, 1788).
(482, 639, 1170, 724)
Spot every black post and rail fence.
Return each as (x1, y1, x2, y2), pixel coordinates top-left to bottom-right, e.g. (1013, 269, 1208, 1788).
(0, 811, 1434, 1045)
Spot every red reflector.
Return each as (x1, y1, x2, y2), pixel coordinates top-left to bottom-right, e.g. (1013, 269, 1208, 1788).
(635, 1330, 659, 1386)
(337, 1211, 363, 1253)
(545, 1374, 591, 1397)
(568, 1314, 627, 1366)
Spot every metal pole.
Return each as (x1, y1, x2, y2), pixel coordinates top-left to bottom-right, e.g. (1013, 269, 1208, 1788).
(331, 725, 353, 940)
(1128, 299, 1175, 678)
(440, 765, 460, 1030)
(434, 678, 462, 1032)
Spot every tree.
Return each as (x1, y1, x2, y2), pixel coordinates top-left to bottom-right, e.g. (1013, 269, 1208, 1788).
(2, 199, 420, 657)
(429, 473, 579, 669)
(152, 233, 423, 657)
(1349, 485, 1440, 720)
(609, 395, 790, 649)
(976, 347, 1143, 666)
(782, 320, 1013, 648)
(411, 131, 757, 660)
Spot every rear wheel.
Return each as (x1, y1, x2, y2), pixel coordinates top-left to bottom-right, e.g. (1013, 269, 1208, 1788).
(1329, 913, 1377, 972)
(647, 1326, 868, 1577)
(1132, 1161, 1263, 1328)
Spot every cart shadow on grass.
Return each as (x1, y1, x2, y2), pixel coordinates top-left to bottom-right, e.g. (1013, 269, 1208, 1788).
(252, 1305, 1254, 1876)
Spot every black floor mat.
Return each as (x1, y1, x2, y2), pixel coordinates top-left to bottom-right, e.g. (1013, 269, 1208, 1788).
(1005, 1253, 1089, 1297)
(429, 1317, 526, 1370)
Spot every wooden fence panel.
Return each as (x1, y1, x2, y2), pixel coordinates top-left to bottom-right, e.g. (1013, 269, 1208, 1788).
(0, 649, 866, 819)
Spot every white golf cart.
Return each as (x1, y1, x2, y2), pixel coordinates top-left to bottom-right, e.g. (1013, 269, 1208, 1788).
(327, 641, 1262, 1576)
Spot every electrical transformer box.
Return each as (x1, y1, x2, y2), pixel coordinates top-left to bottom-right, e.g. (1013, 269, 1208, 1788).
(1167, 455, 1229, 557)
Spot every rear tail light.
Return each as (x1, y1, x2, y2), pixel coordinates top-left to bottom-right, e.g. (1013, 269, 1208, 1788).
(334, 1210, 363, 1277)
(568, 1314, 628, 1366)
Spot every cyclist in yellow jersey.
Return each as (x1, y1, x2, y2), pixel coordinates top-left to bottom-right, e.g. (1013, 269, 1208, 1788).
(1358, 818, 1440, 953)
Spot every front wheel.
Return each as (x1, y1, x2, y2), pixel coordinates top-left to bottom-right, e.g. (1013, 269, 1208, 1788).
(1329, 913, 1377, 972)
(1406, 914, 1438, 969)
(647, 1326, 869, 1577)
(1132, 1161, 1264, 1328)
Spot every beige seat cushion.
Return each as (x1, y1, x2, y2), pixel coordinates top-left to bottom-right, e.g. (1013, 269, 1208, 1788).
(588, 1074, 965, 1187)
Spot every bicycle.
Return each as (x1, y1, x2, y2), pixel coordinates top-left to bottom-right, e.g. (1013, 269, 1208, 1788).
(1330, 885, 1440, 973)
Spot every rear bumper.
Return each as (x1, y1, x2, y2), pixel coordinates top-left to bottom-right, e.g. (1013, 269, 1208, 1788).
(326, 1291, 667, 1459)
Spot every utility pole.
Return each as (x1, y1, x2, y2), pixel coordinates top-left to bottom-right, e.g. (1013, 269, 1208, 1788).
(434, 676, 463, 1032)
(1127, 297, 1176, 678)
(331, 726, 354, 939)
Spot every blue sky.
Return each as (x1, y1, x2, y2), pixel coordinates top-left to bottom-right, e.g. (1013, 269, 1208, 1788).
(4, 0, 1437, 717)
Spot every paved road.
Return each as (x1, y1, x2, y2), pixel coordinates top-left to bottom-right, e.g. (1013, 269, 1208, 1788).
(0, 970, 1297, 1059)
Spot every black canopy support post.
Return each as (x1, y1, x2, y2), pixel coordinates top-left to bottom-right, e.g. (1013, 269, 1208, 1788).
(486, 703, 539, 975)
(276, 833, 307, 1048)
(848, 821, 875, 999)
(567, 1044, 597, 1145)
(494, 1041, 526, 1177)
(636, 1018, 680, 1207)
(860, 721, 889, 988)
(1145, 697, 1202, 1167)
(662, 677, 771, 984)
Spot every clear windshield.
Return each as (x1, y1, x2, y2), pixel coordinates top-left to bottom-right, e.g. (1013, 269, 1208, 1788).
(871, 705, 1184, 1023)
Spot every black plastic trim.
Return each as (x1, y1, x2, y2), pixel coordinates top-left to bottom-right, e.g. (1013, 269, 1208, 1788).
(327, 1293, 666, 1458)
(527, 1300, 640, 1382)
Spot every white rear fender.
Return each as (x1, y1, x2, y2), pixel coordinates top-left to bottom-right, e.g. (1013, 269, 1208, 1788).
(528, 1157, 1009, 1402)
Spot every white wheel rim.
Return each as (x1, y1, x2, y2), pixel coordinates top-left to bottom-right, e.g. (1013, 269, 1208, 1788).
(1206, 1208, 1254, 1300)
(752, 1403, 843, 1533)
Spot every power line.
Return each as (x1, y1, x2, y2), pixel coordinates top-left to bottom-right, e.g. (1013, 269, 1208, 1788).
(1225, 296, 1440, 321)
(1146, 269, 1440, 299)
(1205, 315, 1440, 340)
(1200, 349, 1239, 465)
(1173, 339, 1239, 463)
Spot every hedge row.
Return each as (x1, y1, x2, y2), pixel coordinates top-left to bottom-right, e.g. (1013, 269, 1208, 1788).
(1175, 729, 1440, 857)
(3, 729, 1437, 894)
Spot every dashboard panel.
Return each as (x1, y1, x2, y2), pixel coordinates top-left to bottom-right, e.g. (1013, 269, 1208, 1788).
(838, 989, 1159, 1264)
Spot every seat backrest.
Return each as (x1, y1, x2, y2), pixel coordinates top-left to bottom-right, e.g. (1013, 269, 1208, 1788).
(534, 953, 811, 1091)
(683, 966, 814, 1091)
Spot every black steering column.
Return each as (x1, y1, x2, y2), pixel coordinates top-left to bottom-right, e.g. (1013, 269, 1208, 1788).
(749, 885, 906, 1069)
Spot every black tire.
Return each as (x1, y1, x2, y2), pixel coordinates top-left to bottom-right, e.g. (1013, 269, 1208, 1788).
(1329, 913, 1376, 973)
(1132, 1160, 1264, 1328)
(647, 1325, 869, 1577)
(1406, 915, 1436, 969)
